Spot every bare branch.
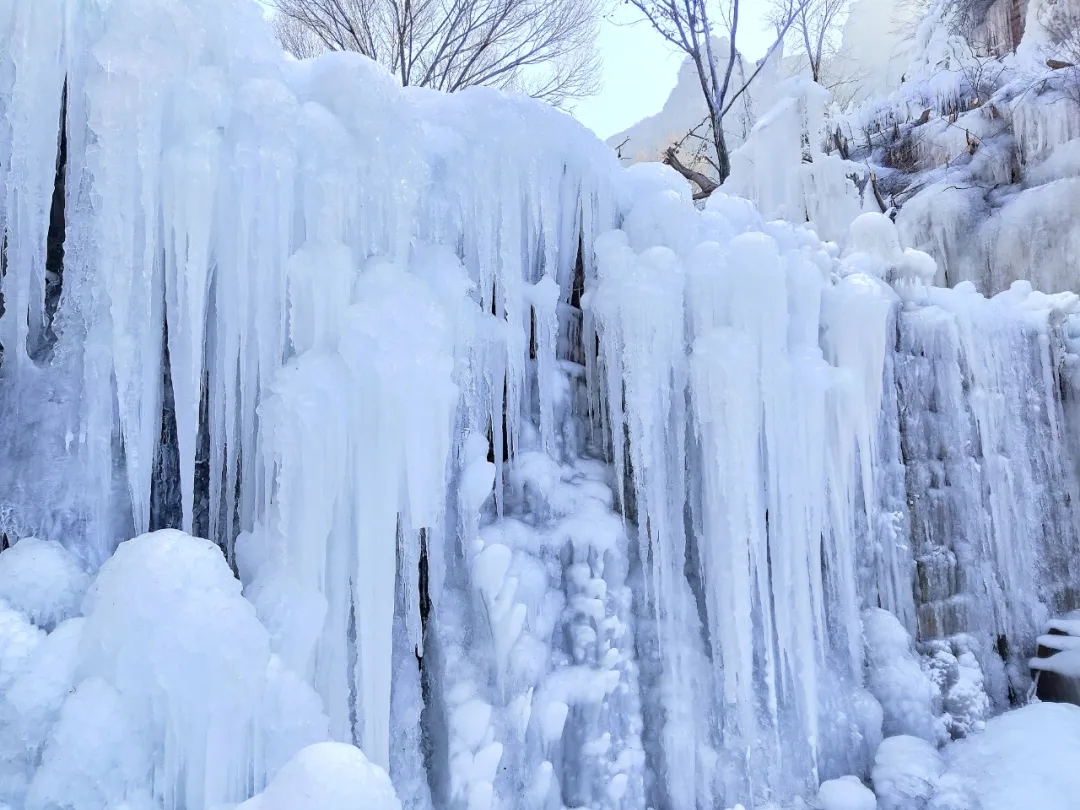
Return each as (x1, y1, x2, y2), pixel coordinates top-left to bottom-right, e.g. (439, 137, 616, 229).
(627, 0, 812, 189)
(663, 146, 719, 199)
(269, 0, 601, 105)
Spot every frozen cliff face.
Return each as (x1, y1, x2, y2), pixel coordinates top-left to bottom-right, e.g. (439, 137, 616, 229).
(2, 2, 1080, 810)
(891, 282, 1080, 702)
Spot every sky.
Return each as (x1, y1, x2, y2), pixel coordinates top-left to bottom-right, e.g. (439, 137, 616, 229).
(569, 1, 778, 140)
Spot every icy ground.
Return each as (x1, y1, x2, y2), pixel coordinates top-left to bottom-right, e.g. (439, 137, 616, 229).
(3, 1, 1080, 810)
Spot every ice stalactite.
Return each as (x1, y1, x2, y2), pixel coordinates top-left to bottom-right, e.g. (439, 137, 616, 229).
(585, 176, 904, 806)
(589, 220, 712, 810)
(0, 0, 68, 368)
(249, 257, 461, 771)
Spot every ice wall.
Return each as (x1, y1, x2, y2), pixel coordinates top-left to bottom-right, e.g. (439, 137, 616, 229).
(2, 2, 1080, 810)
(891, 282, 1080, 702)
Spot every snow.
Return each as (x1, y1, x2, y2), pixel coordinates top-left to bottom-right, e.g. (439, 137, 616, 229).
(929, 703, 1080, 810)
(1037, 633, 1080, 652)
(1030, 649, 1080, 677)
(1045, 617, 1080, 637)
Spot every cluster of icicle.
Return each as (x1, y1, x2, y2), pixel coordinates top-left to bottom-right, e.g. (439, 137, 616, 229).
(0, 0, 617, 794)
(4, 2, 1080, 810)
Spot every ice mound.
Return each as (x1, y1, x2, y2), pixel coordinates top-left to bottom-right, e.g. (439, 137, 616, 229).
(25, 677, 154, 810)
(0, 538, 89, 630)
(817, 775, 877, 810)
(238, 742, 400, 810)
(872, 734, 944, 810)
(0, 530, 328, 810)
(0, 617, 84, 799)
(863, 608, 944, 744)
(0, 601, 43, 693)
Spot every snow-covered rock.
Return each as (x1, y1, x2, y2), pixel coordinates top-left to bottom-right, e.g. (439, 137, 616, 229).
(873, 735, 945, 810)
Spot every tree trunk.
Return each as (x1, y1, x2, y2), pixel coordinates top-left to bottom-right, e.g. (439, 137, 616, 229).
(712, 113, 731, 184)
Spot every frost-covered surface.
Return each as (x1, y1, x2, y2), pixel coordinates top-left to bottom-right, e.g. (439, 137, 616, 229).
(829, 0, 1080, 295)
(2, 1, 1080, 810)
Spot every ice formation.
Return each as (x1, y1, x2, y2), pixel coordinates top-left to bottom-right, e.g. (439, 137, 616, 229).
(872, 735, 945, 810)
(237, 742, 402, 810)
(2, 2, 1080, 810)
(816, 776, 877, 810)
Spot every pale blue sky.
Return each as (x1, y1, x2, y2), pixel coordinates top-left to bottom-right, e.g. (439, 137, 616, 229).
(570, 1, 777, 139)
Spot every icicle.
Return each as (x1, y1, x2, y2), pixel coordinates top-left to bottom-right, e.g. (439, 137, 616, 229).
(162, 68, 226, 533)
(528, 274, 561, 458)
(211, 76, 298, 552)
(0, 0, 67, 367)
(337, 260, 457, 770)
(689, 328, 765, 757)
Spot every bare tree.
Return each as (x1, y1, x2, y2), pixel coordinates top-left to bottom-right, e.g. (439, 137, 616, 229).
(275, 14, 326, 60)
(893, 0, 932, 38)
(945, 0, 999, 36)
(768, 0, 848, 84)
(270, 0, 602, 106)
(626, 0, 808, 193)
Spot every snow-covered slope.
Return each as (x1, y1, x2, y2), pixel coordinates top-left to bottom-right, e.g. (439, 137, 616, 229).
(2, 2, 1080, 810)
(836, 0, 1080, 294)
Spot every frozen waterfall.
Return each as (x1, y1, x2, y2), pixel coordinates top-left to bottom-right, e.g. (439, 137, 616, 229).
(2, 2, 1080, 810)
